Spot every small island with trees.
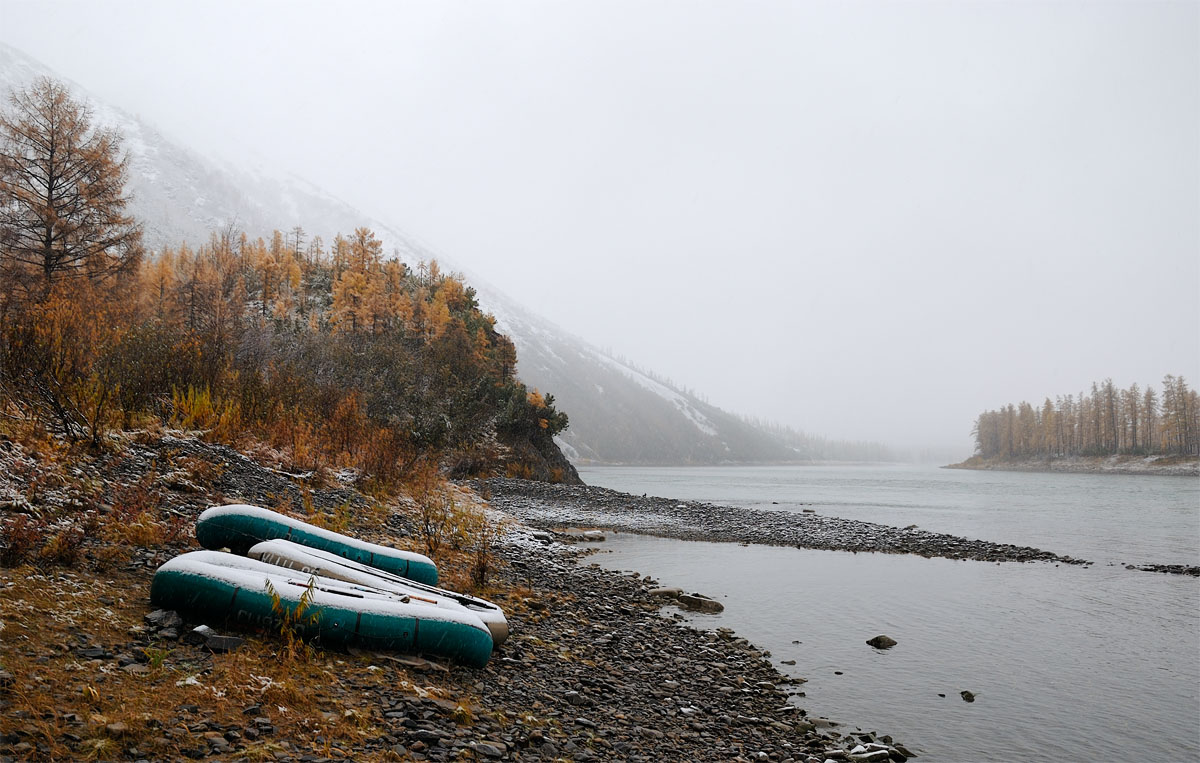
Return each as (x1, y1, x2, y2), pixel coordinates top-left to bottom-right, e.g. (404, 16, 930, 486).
(950, 377, 1200, 475)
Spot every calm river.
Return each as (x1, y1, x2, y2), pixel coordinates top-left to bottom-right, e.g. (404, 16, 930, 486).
(577, 464, 1200, 762)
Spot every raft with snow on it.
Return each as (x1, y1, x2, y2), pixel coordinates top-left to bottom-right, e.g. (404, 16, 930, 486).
(247, 539, 509, 645)
(195, 504, 438, 585)
(150, 551, 492, 667)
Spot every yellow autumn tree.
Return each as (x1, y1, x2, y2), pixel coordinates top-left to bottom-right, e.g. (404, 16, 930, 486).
(0, 78, 143, 304)
(332, 269, 369, 334)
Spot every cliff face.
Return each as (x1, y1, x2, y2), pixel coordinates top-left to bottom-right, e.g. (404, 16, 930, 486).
(500, 436, 583, 484)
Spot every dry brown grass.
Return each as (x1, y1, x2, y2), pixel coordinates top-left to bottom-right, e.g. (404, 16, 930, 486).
(0, 563, 482, 761)
(0, 426, 513, 760)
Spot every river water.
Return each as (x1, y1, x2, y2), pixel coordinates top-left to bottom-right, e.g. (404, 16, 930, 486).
(576, 464, 1200, 762)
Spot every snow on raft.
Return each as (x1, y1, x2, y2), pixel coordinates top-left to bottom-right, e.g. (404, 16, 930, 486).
(151, 551, 494, 668)
(195, 504, 438, 585)
(249, 539, 509, 646)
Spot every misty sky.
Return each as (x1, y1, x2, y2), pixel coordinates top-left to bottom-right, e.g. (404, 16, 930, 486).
(1, 1, 1196, 453)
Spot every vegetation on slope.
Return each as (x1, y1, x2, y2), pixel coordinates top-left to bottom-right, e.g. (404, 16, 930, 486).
(0, 77, 574, 488)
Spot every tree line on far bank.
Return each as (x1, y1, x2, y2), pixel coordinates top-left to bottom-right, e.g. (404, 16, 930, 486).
(972, 376, 1199, 460)
(0, 77, 569, 486)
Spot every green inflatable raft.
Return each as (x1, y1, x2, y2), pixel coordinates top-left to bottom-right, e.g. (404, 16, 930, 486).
(195, 504, 438, 585)
(150, 551, 493, 667)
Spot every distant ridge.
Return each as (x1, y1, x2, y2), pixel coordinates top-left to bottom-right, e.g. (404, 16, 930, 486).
(0, 42, 890, 466)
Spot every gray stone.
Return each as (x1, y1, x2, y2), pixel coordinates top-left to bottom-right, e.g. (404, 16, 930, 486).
(649, 587, 683, 599)
(411, 729, 443, 743)
(678, 593, 725, 613)
(204, 634, 246, 653)
(473, 742, 505, 758)
(960, 690, 976, 702)
(866, 635, 897, 650)
(184, 625, 216, 645)
(563, 690, 589, 706)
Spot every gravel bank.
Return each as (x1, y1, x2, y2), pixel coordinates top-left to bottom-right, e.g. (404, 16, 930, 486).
(1, 434, 916, 762)
(476, 479, 1089, 567)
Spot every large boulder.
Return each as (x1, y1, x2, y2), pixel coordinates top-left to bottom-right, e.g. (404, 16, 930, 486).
(678, 593, 724, 613)
(866, 635, 897, 649)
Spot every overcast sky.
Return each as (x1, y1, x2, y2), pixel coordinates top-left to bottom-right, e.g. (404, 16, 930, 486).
(1, 0, 1196, 452)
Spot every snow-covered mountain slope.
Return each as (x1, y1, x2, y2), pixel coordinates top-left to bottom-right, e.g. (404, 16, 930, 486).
(0, 45, 440, 262)
(485, 298, 798, 463)
(0, 42, 809, 465)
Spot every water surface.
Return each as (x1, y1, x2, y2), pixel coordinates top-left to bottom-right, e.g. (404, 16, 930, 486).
(581, 464, 1199, 565)
(577, 465, 1200, 761)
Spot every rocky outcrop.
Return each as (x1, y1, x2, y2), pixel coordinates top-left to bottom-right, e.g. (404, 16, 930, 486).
(498, 435, 583, 485)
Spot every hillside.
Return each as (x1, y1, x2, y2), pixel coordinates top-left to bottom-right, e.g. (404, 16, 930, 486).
(0, 42, 887, 467)
(491, 309, 800, 464)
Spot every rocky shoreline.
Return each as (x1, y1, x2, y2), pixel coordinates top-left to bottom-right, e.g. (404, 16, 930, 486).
(468, 531, 916, 762)
(945, 454, 1200, 477)
(476, 479, 1200, 577)
(475, 479, 1089, 567)
(0, 434, 916, 762)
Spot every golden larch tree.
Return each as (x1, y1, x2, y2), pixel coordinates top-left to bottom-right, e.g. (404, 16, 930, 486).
(0, 77, 143, 302)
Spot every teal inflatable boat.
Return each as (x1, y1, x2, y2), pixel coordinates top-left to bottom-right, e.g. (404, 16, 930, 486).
(150, 551, 492, 667)
(195, 504, 438, 585)
(248, 539, 509, 645)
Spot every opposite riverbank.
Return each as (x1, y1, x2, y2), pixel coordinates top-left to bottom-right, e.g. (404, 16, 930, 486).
(945, 454, 1199, 476)
(0, 434, 911, 762)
